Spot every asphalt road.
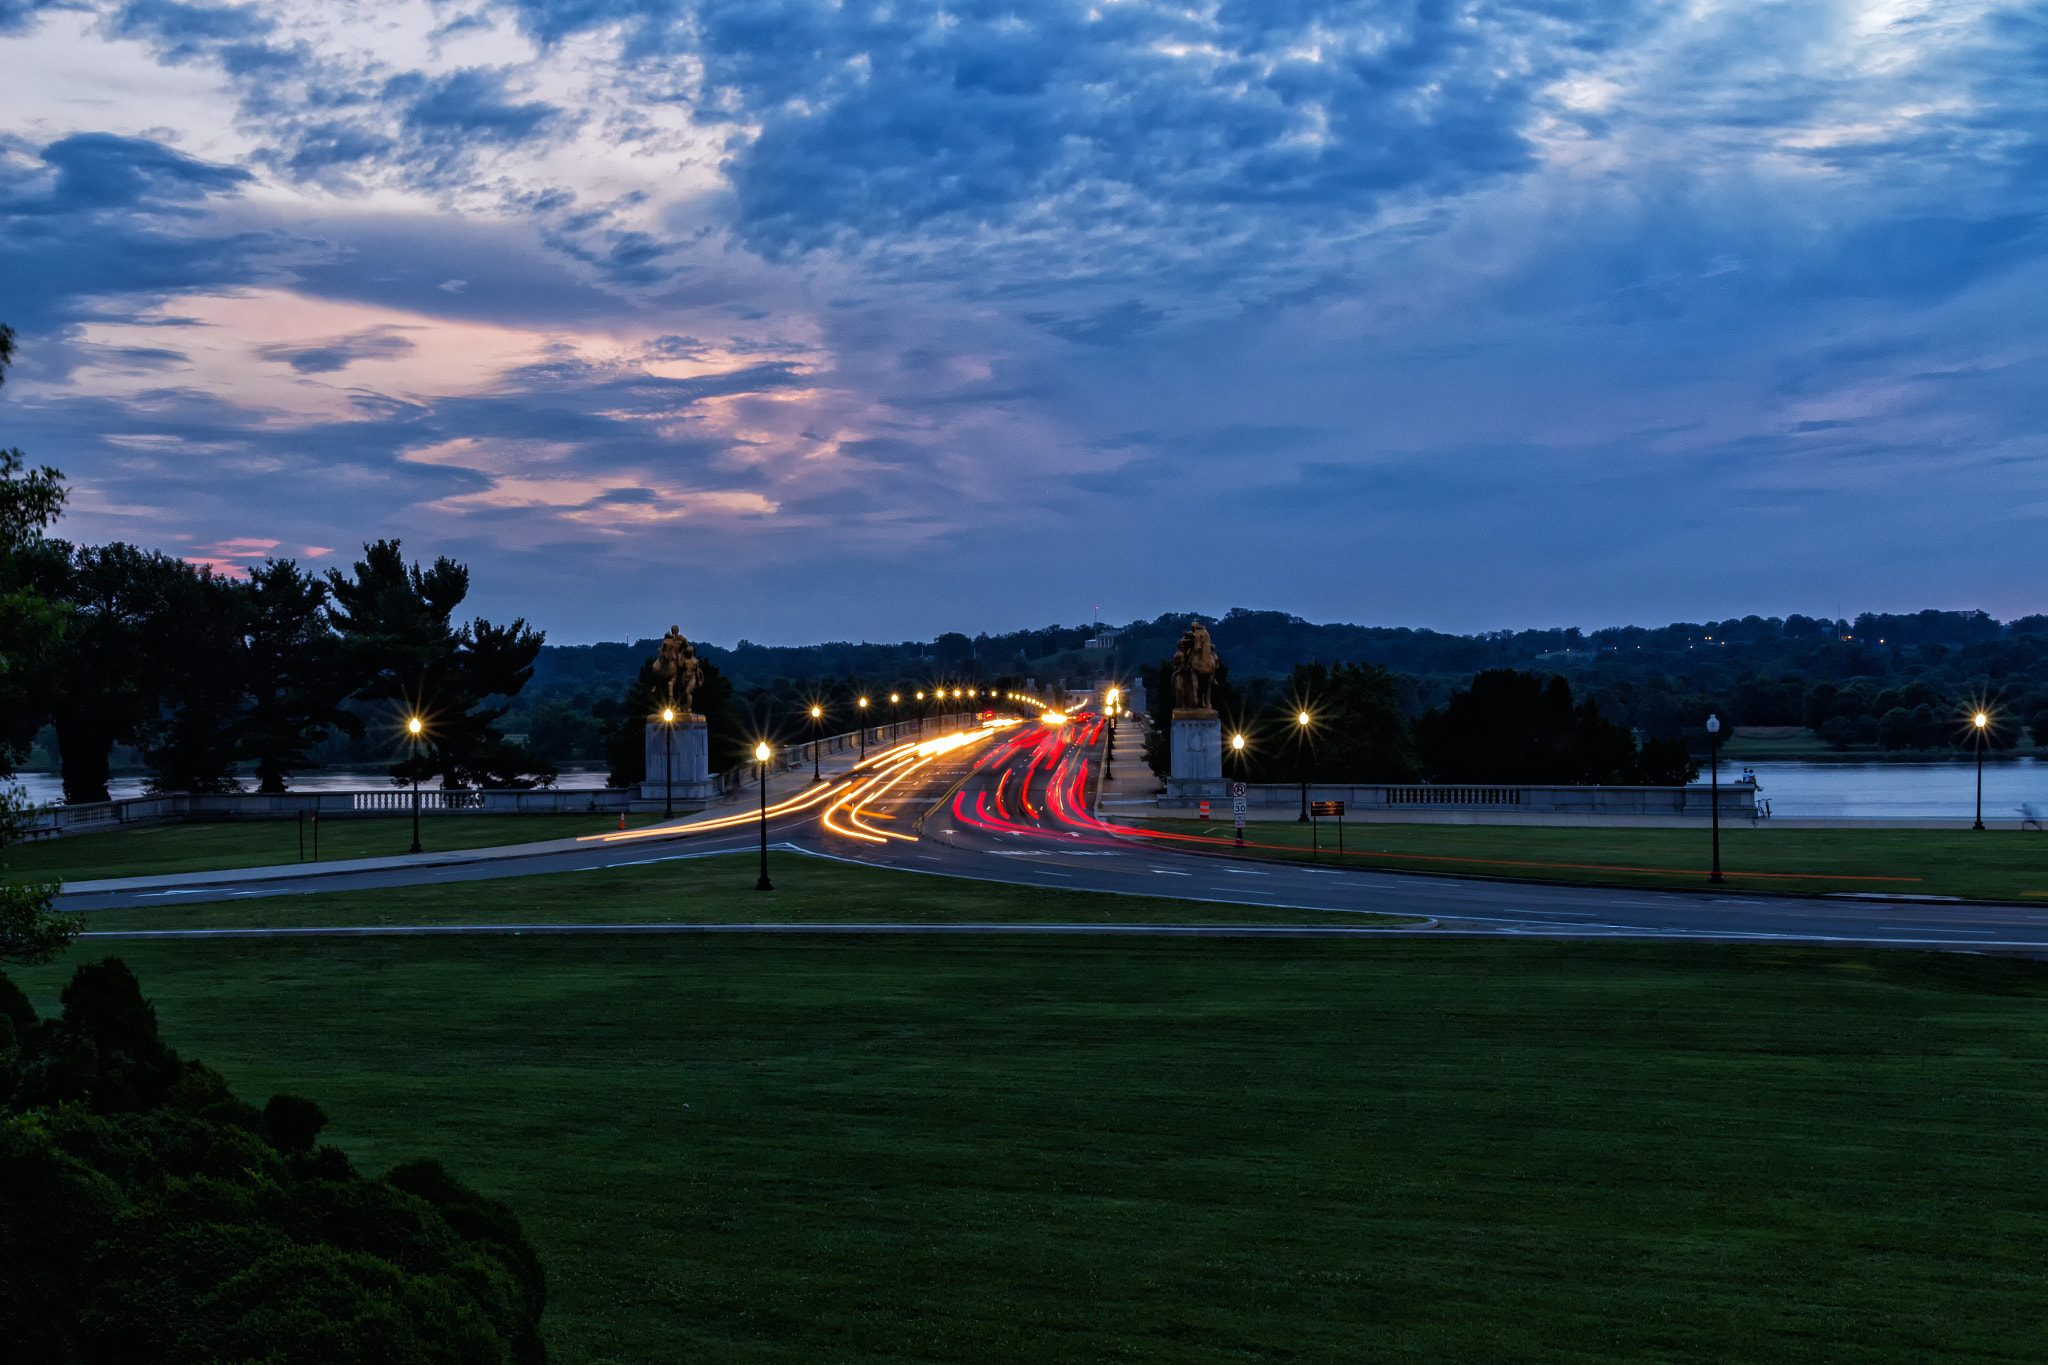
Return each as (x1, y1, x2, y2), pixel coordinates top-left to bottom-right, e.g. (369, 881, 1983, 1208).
(60, 714, 2048, 953)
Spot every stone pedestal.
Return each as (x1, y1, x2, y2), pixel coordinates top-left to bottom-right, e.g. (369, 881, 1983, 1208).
(1165, 709, 1227, 802)
(639, 716, 721, 810)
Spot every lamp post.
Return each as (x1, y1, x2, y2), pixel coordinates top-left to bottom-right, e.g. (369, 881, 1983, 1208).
(1973, 711, 1989, 830)
(890, 692, 900, 743)
(660, 706, 676, 817)
(754, 741, 773, 891)
(1706, 714, 1724, 884)
(810, 705, 823, 782)
(406, 715, 424, 854)
(1230, 732, 1247, 847)
(1296, 709, 1312, 823)
(1104, 687, 1119, 780)
(858, 696, 869, 762)
(915, 691, 926, 736)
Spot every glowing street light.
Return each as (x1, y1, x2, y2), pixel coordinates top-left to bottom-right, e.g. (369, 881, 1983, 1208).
(1230, 733, 1248, 846)
(1973, 710, 1990, 830)
(406, 714, 425, 854)
(1296, 708, 1314, 823)
(810, 704, 824, 782)
(755, 740, 774, 891)
(858, 696, 870, 761)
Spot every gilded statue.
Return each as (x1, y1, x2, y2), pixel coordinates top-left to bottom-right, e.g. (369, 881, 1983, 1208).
(1170, 622, 1220, 712)
(652, 625, 705, 716)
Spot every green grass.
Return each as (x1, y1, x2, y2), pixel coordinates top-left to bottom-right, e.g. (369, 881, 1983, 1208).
(5, 813, 672, 882)
(1129, 819, 2048, 900)
(14, 929, 2048, 1363)
(68, 851, 1408, 932)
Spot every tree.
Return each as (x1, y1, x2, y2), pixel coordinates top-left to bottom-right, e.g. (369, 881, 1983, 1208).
(139, 561, 251, 794)
(241, 559, 360, 792)
(21, 541, 211, 803)
(1416, 670, 1698, 785)
(1257, 661, 1420, 784)
(327, 540, 552, 789)
(1, 957, 549, 1362)
(0, 789, 70, 966)
(0, 325, 70, 777)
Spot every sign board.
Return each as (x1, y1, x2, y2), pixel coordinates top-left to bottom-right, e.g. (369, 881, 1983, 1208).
(1310, 801, 1346, 817)
(1230, 782, 1247, 799)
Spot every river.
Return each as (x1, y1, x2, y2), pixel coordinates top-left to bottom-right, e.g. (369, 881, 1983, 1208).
(1690, 757, 2048, 820)
(5, 765, 616, 806)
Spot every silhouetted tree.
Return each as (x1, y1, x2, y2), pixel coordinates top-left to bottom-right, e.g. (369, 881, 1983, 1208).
(326, 540, 551, 789)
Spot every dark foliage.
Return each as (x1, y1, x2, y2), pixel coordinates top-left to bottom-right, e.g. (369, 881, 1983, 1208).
(1416, 671, 1699, 785)
(0, 958, 547, 1363)
(325, 540, 552, 790)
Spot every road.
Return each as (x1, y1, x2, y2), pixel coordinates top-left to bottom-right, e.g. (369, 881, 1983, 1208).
(60, 712, 2048, 953)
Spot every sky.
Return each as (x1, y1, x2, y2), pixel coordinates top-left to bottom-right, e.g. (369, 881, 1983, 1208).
(2, 0, 2043, 646)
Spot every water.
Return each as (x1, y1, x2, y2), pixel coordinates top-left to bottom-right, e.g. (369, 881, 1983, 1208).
(6, 764, 615, 806)
(10, 759, 2043, 821)
(1690, 758, 2048, 820)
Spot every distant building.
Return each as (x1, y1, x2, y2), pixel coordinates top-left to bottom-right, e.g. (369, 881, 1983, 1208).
(1084, 628, 1122, 651)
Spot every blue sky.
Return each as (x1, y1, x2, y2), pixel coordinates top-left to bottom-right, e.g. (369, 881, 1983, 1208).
(2, 0, 2042, 644)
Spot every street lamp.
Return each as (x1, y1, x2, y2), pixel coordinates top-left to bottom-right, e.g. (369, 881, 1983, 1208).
(1230, 733, 1247, 847)
(1296, 709, 1313, 823)
(1973, 711, 1989, 830)
(858, 696, 869, 762)
(1706, 714, 1724, 884)
(754, 740, 773, 891)
(915, 690, 926, 736)
(660, 706, 677, 817)
(1105, 687, 1120, 780)
(810, 704, 824, 782)
(407, 715, 425, 853)
(890, 692, 900, 742)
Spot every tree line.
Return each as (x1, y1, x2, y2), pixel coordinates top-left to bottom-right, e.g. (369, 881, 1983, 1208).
(0, 331, 555, 803)
(1141, 661, 1699, 786)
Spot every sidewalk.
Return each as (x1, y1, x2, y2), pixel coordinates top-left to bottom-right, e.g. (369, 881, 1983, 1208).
(62, 744, 880, 897)
(1094, 719, 1162, 815)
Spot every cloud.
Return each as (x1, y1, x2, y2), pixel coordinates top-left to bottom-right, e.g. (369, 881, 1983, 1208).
(255, 327, 417, 374)
(390, 67, 563, 147)
(4, 0, 2048, 644)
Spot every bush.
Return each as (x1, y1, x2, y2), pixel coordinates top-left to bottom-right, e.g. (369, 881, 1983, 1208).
(0, 959, 547, 1363)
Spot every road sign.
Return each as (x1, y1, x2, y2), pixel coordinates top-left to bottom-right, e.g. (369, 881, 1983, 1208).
(1310, 800, 1345, 817)
(1230, 782, 1246, 798)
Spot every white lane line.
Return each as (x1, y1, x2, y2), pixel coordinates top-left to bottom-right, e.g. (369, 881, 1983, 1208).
(1223, 869, 1271, 876)
(1149, 869, 1191, 876)
(1038, 870, 1073, 877)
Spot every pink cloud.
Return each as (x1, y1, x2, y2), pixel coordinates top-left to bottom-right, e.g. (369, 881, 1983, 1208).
(304, 545, 336, 558)
(183, 557, 252, 580)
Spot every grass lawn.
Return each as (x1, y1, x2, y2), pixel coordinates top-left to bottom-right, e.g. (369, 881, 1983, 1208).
(5, 813, 672, 882)
(67, 851, 1409, 932)
(13, 927, 2048, 1363)
(1127, 818, 2048, 901)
